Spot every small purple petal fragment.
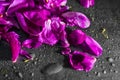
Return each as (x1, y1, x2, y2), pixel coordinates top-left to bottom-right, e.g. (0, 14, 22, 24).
(22, 37, 42, 48)
(69, 51, 96, 72)
(80, 0, 95, 8)
(20, 49, 32, 59)
(62, 12, 90, 28)
(61, 47, 71, 55)
(3, 32, 20, 63)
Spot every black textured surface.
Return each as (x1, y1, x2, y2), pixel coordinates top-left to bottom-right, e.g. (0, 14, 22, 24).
(0, 0, 120, 80)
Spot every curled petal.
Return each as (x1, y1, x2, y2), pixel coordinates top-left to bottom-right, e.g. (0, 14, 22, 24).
(16, 12, 42, 35)
(69, 51, 96, 72)
(68, 30, 103, 57)
(80, 0, 94, 8)
(7, 0, 35, 15)
(22, 36, 42, 48)
(62, 12, 90, 28)
(3, 32, 20, 63)
(23, 9, 50, 27)
(20, 49, 32, 59)
(40, 19, 58, 45)
(80, 35, 103, 57)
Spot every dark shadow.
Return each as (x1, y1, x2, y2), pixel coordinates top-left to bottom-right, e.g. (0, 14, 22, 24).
(0, 40, 12, 61)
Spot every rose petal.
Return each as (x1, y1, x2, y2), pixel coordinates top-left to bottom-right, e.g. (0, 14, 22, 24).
(68, 30, 103, 57)
(7, 0, 35, 15)
(3, 32, 20, 63)
(62, 12, 90, 28)
(69, 51, 96, 72)
(43, 0, 67, 9)
(68, 30, 86, 45)
(40, 19, 58, 45)
(80, 35, 103, 57)
(22, 36, 42, 48)
(79, 0, 94, 8)
(20, 49, 32, 59)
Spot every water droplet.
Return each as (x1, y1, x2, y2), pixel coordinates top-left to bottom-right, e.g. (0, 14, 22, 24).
(102, 70, 107, 74)
(110, 63, 115, 67)
(107, 57, 114, 62)
(96, 72, 101, 77)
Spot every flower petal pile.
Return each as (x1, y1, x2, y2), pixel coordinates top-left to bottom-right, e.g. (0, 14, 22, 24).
(0, 0, 102, 71)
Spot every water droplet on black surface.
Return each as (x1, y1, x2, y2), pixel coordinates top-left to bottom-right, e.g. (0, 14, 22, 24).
(107, 57, 114, 62)
(102, 70, 107, 74)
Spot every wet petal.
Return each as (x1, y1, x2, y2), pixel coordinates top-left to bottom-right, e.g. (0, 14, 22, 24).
(80, 0, 94, 8)
(20, 49, 32, 59)
(43, 0, 67, 9)
(40, 19, 58, 45)
(69, 51, 96, 72)
(7, 0, 35, 15)
(68, 30, 103, 57)
(80, 35, 103, 57)
(16, 12, 42, 35)
(22, 36, 42, 48)
(23, 9, 50, 27)
(3, 32, 20, 63)
(68, 30, 86, 45)
(62, 12, 90, 28)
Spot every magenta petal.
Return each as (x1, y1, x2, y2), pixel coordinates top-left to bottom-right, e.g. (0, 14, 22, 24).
(61, 47, 71, 55)
(68, 30, 86, 45)
(69, 51, 96, 72)
(20, 49, 32, 59)
(7, 0, 35, 15)
(40, 19, 58, 45)
(43, 0, 67, 9)
(16, 12, 42, 35)
(4, 32, 20, 63)
(80, 0, 94, 8)
(80, 36, 103, 57)
(22, 36, 42, 48)
(68, 30, 103, 56)
(23, 9, 50, 27)
(62, 12, 90, 28)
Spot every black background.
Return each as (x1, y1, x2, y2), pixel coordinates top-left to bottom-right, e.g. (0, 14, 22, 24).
(0, 0, 120, 80)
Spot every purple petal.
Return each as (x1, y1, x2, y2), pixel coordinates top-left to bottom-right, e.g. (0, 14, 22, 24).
(16, 12, 42, 35)
(68, 30, 103, 57)
(22, 36, 42, 48)
(68, 30, 86, 45)
(62, 12, 90, 28)
(43, 0, 67, 9)
(20, 49, 32, 59)
(61, 47, 71, 55)
(3, 32, 20, 63)
(79, 0, 94, 8)
(69, 51, 96, 72)
(40, 19, 58, 45)
(7, 0, 35, 15)
(80, 35, 103, 57)
(23, 9, 50, 27)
